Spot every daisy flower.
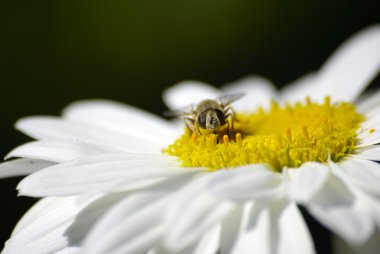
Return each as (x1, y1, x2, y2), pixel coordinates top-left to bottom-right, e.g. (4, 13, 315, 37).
(2, 24, 380, 254)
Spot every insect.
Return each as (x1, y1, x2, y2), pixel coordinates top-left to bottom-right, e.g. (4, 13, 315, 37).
(166, 94, 244, 137)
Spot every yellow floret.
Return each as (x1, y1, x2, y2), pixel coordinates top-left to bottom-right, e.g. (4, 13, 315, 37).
(165, 97, 364, 172)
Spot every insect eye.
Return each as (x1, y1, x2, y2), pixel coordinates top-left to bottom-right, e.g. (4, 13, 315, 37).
(215, 110, 225, 122)
(198, 111, 207, 128)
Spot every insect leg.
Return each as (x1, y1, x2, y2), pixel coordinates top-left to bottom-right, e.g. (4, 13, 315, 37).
(184, 117, 200, 135)
(224, 106, 236, 131)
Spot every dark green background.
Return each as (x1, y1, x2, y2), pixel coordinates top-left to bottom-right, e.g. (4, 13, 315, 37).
(1, 0, 380, 252)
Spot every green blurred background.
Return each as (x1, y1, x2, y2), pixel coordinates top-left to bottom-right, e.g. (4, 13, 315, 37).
(1, 0, 380, 252)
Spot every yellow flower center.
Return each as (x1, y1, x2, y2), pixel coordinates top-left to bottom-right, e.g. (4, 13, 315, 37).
(165, 97, 364, 172)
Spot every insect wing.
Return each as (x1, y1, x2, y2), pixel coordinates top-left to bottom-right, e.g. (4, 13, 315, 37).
(163, 104, 195, 118)
(217, 93, 245, 107)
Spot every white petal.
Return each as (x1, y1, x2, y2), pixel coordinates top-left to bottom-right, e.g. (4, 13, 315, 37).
(364, 109, 380, 130)
(280, 72, 320, 103)
(227, 205, 271, 254)
(147, 247, 176, 254)
(221, 76, 278, 111)
(64, 192, 127, 247)
(12, 197, 73, 236)
(350, 187, 380, 230)
(17, 154, 188, 197)
(357, 120, 380, 139)
(357, 89, 380, 113)
(83, 191, 174, 254)
(6, 140, 120, 163)
(229, 200, 315, 254)
(336, 158, 380, 197)
(68, 173, 196, 251)
(3, 197, 87, 254)
(163, 80, 220, 110)
(165, 174, 235, 252)
(63, 100, 178, 145)
(167, 200, 231, 252)
(187, 224, 221, 254)
(55, 247, 82, 254)
(360, 104, 380, 127)
(352, 145, 380, 161)
(16, 117, 164, 153)
(307, 170, 373, 244)
(334, 229, 380, 254)
(98, 175, 203, 254)
(317, 24, 380, 102)
(358, 127, 380, 147)
(286, 162, 329, 204)
(206, 164, 281, 202)
(4, 225, 71, 254)
(276, 202, 315, 254)
(219, 204, 247, 254)
(332, 161, 380, 231)
(222, 202, 272, 254)
(0, 159, 54, 179)
(281, 25, 380, 104)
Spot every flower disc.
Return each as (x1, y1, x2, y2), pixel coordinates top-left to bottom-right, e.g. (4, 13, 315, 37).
(166, 97, 365, 171)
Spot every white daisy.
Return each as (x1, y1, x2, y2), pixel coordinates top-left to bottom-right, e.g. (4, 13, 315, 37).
(2, 24, 380, 254)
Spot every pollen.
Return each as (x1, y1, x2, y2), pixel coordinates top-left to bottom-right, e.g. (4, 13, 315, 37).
(165, 97, 364, 172)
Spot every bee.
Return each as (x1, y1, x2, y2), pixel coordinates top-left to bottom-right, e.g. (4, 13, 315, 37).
(166, 94, 244, 137)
